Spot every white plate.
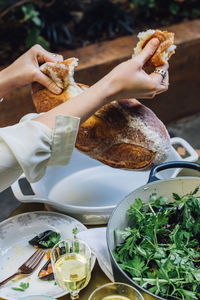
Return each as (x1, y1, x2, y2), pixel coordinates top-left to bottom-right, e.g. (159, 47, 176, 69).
(0, 211, 96, 300)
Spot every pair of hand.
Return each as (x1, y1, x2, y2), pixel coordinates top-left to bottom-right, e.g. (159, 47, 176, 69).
(4, 40, 169, 101)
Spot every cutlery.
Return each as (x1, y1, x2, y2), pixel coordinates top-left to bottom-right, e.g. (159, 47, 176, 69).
(0, 248, 45, 287)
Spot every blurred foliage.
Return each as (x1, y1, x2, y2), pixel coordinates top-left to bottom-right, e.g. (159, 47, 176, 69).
(0, 0, 200, 63)
(130, 0, 200, 20)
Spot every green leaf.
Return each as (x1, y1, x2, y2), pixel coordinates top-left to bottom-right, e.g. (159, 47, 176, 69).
(173, 193, 181, 200)
(12, 287, 25, 292)
(21, 4, 41, 26)
(153, 247, 166, 259)
(72, 227, 78, 239)
(178, 289, 198, 299)
(192, 186, 199, 195)
(39, 232, 61, 248)
(12, 282, 29, 292)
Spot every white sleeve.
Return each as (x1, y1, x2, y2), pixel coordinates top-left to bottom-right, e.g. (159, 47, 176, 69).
(0, 114, 80, 192)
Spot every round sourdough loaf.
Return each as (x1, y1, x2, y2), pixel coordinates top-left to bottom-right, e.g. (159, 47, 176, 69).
(76, 99, 170, 169)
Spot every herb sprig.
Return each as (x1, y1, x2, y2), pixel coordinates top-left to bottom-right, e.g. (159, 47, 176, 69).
(114, 187, 200, 300)
(12, 282, 29, 292)
(39, 232, 61, 248)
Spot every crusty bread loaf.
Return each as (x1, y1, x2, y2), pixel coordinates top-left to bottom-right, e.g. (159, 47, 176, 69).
(76, 99, 170, 169)
(32, 57, 171, 170)
(134, 29, 176, 67)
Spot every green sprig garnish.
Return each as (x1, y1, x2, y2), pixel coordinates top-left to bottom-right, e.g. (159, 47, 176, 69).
(12, 282, 29, 292)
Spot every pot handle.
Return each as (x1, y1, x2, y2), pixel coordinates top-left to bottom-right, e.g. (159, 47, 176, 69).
(148, 161, 200, 183)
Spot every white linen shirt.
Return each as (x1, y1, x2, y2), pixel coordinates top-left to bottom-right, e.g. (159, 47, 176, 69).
(0, 113, 80, 192)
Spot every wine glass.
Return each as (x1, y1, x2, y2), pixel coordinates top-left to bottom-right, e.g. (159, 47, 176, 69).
(89, 282, 144, 300)
(50, 239, 91, 300)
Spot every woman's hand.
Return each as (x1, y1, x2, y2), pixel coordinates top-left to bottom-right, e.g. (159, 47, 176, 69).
(0, 44, 63, 98)
(105, 38, 169, 101)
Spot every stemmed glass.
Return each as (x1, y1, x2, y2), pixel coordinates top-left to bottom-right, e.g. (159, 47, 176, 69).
(50, 239, 91, 300)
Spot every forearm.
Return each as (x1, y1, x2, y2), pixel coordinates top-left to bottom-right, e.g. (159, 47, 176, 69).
(34, 74, 114, 129)
(0, 65, 19, 98)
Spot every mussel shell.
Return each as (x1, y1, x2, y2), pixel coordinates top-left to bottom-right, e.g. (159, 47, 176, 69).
(38, 259, 54, 281)
(38, 246, 66, 280)
(29, 230, 56, 249)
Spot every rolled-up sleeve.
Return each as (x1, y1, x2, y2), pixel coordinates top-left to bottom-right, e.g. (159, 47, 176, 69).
(0, 114, 80, 192)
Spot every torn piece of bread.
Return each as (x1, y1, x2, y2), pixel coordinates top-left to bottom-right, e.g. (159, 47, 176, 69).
(133, 29, 176, 67)
(32, 58, 88, 112)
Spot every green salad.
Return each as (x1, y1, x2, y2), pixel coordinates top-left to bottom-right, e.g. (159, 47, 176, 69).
(114, 187, 200, 300)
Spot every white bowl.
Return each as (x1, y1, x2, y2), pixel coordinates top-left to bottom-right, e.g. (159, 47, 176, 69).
(12, 137, 198, 225)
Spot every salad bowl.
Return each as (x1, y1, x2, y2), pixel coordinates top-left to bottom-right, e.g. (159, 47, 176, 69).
(107, 161, 200, 300)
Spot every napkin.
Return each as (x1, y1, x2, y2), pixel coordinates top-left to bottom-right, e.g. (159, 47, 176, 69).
(77, 227, 114, 281)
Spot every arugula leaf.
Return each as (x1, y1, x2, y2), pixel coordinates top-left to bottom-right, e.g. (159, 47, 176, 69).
(173, 192, 181, 200)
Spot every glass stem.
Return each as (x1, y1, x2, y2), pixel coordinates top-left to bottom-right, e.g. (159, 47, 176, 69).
(70, 291, 79, 299)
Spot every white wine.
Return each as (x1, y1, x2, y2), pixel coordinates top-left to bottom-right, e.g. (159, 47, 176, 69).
(102, 296, 131, 300)
(54, 252, 90, 292)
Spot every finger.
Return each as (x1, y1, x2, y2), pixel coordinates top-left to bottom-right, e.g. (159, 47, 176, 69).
(34, 71, 62, 94)
(137, 38, 160, 65)
(37, 49, 63, 64)
(156, 71, 169, 94)
(150, 63, 169, 86)
(156, 85, 168, 95)
(161, 70, 169, 87)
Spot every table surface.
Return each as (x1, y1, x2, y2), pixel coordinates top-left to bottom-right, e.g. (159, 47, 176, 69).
(1, 161, 199, 300)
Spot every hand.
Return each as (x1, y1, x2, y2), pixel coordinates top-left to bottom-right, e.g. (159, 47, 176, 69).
(106, 38, 169, 101)
(3, 44, 64, 94)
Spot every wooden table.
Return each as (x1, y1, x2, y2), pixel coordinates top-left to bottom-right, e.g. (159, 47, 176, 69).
(1, 159, 199, 300)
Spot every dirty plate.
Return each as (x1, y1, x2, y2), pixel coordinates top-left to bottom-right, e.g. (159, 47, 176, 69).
(0, 211, 96, 300)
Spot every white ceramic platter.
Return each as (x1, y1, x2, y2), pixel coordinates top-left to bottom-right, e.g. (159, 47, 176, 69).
(11, 137, 199, 224)
(0, 211, 96, 300)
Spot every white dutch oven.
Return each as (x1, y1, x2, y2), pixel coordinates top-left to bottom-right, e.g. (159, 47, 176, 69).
(11, 137, 198, 225)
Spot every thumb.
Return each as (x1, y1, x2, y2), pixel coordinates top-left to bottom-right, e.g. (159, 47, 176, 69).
(35, 71, 62, 94)
(137, 38, 160, 65)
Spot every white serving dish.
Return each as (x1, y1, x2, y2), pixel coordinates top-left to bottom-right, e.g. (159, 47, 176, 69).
(11, 137, 198, 225)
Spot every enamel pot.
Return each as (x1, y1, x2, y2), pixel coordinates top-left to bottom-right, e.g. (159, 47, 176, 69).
(107, 161, 200, 300)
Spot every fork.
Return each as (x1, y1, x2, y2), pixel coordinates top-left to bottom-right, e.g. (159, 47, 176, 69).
(0, 248, 45, 287)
